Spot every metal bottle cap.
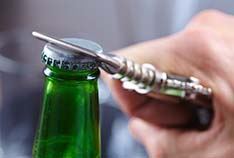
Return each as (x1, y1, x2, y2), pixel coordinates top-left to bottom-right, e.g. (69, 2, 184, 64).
(41, 38, 103, 71)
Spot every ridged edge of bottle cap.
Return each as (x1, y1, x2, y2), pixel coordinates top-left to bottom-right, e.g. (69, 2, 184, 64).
(41, 38, 103, 71)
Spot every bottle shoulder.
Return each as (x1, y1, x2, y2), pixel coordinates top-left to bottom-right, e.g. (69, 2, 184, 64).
(44, 67, 100, 81)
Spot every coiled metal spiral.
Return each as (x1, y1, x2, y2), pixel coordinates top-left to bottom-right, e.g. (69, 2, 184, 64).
(112, 56, 212, 102)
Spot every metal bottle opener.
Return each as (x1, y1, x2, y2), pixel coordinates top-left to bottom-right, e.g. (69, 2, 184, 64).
(32, 31, 212, 108)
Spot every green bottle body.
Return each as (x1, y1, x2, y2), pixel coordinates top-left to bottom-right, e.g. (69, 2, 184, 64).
(33, 67, 101, 158)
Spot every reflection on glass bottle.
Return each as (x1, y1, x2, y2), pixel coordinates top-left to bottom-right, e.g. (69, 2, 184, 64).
(33, 38, 102, 158)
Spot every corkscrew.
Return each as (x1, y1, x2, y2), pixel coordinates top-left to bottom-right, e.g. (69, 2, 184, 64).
(32, 31, 212, 108)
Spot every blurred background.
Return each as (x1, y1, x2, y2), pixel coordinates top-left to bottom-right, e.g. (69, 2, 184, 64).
(0, 0, 234, 158)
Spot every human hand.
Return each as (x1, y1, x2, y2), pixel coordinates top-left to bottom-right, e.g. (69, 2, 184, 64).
(102, 10, 234, 158)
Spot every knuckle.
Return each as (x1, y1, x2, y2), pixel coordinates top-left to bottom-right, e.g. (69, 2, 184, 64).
(182, 28, 214, 50)
(198, 9, 222, 18)
(192, 9, 223, 24)
(180, 28, 219, 68)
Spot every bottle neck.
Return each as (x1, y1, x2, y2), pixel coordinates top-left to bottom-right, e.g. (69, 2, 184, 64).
(44, 66, 100, 81)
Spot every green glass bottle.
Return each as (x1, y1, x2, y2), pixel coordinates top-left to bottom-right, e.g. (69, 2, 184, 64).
(33, 38, 102, 158)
